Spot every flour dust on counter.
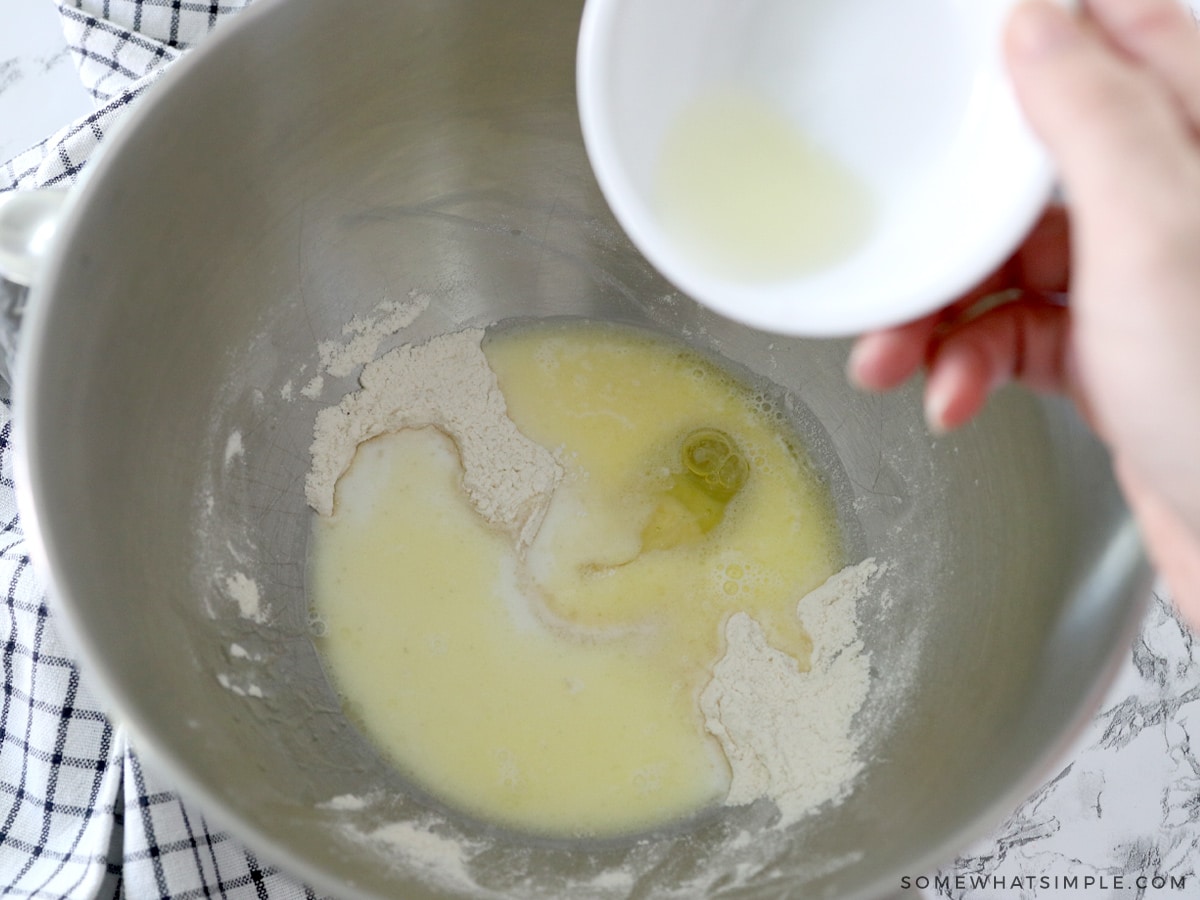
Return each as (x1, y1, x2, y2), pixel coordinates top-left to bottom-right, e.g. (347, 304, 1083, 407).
(305, 319, 876, 840)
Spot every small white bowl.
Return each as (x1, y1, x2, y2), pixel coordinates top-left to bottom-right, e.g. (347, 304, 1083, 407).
(577, 0, 1056, 336)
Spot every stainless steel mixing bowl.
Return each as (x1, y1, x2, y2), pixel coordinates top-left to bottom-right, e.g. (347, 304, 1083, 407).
(9, 0, 1152, 897)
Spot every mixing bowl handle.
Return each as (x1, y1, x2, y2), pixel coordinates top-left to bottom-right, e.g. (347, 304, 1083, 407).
(0, 189, 70, 384)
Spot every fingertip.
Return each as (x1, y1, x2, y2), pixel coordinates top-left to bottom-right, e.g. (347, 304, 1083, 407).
(846, 329, 929, 392)
(924, 342, 991, 433)
(1006, 0, 1083, 62)
(846, 334, 888, 390)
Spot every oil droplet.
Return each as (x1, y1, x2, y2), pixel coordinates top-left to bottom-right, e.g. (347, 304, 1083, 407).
(640, 429, 750, 552)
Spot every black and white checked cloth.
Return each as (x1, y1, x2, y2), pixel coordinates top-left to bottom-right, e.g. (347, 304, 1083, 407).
(1, 3, 325, 897)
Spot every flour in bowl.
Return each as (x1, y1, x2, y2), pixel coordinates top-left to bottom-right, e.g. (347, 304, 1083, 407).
(701, 558, 879, 826)
(306, 320, 878, 837)
(306, 328, 562, 549)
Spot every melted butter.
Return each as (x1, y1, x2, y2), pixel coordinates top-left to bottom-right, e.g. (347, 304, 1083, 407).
(656, 88, 874, 280)
(309, 322, 841, 838)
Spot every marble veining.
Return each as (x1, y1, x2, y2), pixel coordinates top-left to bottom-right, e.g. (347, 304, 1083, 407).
(0, 47, 75, 101)
(927, 591, 1200, 897)
(0, 58, 20, 94)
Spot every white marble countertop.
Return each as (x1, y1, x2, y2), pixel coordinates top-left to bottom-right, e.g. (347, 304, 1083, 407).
(0, 0, 90, 165)
(3, 2, 1199, 898)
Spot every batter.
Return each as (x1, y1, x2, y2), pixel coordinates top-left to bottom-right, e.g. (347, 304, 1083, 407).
(308, 322, 842, 838)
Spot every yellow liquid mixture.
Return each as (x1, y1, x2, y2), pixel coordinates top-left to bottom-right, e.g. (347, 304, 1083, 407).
(309, 322, 842, 838)
(656, 88, 874, 280)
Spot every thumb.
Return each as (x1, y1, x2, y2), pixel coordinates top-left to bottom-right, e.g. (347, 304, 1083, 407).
(1004, 0, 1196, 218)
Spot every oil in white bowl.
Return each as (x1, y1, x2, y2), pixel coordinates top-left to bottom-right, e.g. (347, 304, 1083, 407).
(655, 88, 874, 281)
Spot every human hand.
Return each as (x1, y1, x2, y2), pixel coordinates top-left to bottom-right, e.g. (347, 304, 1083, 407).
(846, 0, 1200, 623)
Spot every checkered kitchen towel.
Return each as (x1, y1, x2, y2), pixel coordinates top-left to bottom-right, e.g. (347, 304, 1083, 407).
(1, 3, 326, 897)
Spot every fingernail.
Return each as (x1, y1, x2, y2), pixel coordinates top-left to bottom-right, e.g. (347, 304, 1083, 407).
(923, 345, 974, 433)
(923, 370, 955, 434)
(1008, 0, 1080, 59)
(845, 339, 875, 390)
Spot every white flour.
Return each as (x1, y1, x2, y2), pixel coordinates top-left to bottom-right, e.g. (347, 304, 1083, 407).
(318, 292, 431, 379)
(224, 571, 268, 624)
(700, 558, 879, 826)
(306, 329, 562, 549)
(223, 430, 244, 465)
